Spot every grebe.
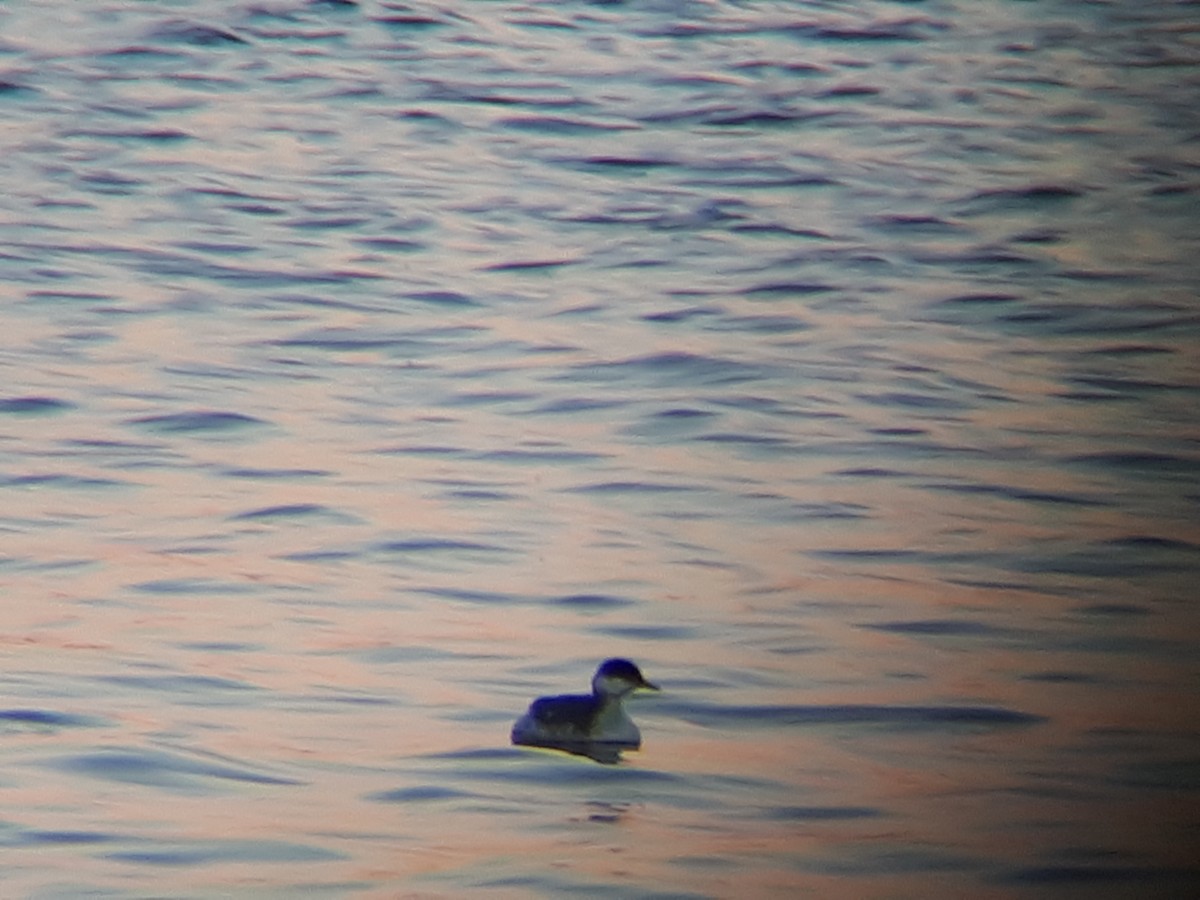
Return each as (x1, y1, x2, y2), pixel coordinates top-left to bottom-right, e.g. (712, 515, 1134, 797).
(511, 658, 659, 749)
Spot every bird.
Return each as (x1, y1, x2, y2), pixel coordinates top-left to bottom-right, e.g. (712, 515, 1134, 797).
(511, 658, 659, 750)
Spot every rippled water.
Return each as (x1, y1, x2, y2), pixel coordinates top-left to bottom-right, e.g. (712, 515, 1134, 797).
(2, 1, 1199, 897)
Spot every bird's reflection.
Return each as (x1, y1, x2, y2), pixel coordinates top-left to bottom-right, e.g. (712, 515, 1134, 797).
(512, 736, 633, 765)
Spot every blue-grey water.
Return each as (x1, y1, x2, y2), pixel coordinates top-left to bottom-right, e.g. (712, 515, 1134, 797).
(2, 1, 1199, 897)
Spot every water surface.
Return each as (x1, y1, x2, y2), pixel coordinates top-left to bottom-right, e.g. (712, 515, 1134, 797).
(2, 1, 1199, 897)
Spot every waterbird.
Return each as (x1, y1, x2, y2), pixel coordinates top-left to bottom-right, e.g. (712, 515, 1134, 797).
(511, 658, 659, 750)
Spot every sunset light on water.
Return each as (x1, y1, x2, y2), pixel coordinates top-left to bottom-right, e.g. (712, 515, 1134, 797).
(2, 1, 1199, 897)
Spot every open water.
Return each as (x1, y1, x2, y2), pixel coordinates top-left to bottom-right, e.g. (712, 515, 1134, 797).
(2, 1, 1199, 897)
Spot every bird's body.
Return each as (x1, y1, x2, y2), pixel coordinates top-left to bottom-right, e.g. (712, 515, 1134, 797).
(511, 658, 658, 749)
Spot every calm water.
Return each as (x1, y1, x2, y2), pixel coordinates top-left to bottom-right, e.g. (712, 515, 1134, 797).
(2, 1, 1199, 897)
